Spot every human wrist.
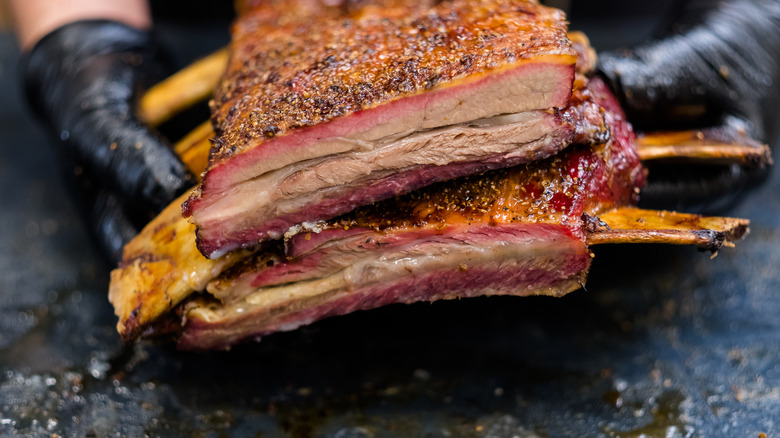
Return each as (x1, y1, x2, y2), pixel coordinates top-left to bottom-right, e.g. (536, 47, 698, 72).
(9, 0, 151, 51)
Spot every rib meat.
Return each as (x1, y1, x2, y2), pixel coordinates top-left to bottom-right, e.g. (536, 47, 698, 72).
(184, 0, 587, 258)
(110, 71, 751, 350)
(106, 3, 752, 349)
(170, 77, 645, 350)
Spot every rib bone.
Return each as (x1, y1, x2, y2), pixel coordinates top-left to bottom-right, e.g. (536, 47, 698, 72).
(636, 127, 771, 167)
(138, 48, 229, 127)
(586, 207, 749, 251)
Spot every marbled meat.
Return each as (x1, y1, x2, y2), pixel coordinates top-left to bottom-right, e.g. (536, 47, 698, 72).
(184, 0, 588, 258)
(168, 77, 645, 350)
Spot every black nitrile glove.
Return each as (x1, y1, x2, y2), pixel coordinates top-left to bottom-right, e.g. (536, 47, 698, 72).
(21, 20, 194, 263)
(597, 0, 780, 213)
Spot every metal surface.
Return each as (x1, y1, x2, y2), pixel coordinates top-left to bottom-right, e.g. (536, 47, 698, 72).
(2, 15, 780, 437)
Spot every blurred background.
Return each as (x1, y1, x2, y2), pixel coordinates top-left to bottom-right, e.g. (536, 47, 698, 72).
(1, 2, 778, 437)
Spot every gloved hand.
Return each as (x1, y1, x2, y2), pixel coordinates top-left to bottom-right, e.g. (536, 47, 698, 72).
(21, 20, 194, 263)
(597, 0, 780, 213)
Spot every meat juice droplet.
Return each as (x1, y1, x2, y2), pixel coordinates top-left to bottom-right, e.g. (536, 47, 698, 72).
(566, 149, 596, 180)
(523, 183, 542, 198)
(548, 192, 572, 211)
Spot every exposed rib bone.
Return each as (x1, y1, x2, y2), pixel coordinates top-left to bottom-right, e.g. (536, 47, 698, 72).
(636, 127, 771, 167)
(108, 191, 251, 342)
(138, 48, 229, 127)
(586, 207, 749, 252)
(173, 121, 212, 179)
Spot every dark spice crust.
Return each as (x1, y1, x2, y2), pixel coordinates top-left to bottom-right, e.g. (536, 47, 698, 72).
(210, 0, 575, 164)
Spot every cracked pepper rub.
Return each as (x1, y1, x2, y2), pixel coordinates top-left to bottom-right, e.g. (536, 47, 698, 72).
(209, 0, 575, 162)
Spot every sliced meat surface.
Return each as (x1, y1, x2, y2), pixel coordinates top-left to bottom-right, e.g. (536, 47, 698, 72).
(171, 77, 645, 350)
(183, 224, 592, 350)
(185, 0, 581, 258)
(190, 107, 589, 258)
(107, 72, 609, 345)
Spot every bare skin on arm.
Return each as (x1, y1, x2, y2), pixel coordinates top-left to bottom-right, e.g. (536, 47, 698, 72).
(7, 0, 151, 49)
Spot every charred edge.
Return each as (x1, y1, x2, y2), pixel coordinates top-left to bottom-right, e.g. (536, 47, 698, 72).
(193, 224, 205, 256)
(117, 252, 162, 270)
(596, 106, 611, 146)
(693, 221, 749, 253)
(692, 229, 723, 253)
(140, 305, 187, 341)
(181, 190, 200, 218)
(582, 212, 610, 234)
(748, 146, 773, 168)
(722, 221, 750, 243)
(121, 302, 185, 344)
(120, 304, 144, 344)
